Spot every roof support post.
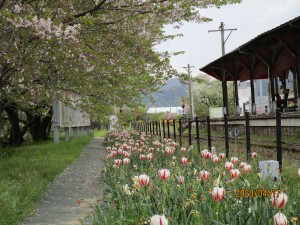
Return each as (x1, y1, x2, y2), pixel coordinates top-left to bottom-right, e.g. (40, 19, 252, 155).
(233, 66, 240, 116)
(222, 72, 229, 117)
(250, 71, 256, 115)
(291, 68, 298, 108)
(296, 39, 300, 111)
(269, 65, 276, 113)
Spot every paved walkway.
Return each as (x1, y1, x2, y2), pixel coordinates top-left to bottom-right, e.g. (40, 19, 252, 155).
(22, 137, 106, 225)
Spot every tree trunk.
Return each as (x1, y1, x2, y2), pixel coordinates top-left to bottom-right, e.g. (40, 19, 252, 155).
(26, 110, 53, 142)
(4, 105, 23, 146)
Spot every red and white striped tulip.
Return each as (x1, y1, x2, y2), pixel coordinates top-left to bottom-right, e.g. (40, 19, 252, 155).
(139, 154, 146, 160)
(199, 170, 210, 181)
(139, 174, 150, 186)
(158, 169, 171, 180)
(181, 157, 189, 165)
(150, 214, 168, 225)
(123, 158, 130, 165)
(273, 212, 287, 225)
(271, 192, 288, 209)
(225, 162, 233, 171)
(111, 151, 117, 157)
(106, 147, 112, 152)
(251, 152, 257, 158)
(114, 159, 122, 166)
(180, 147, 187, 153)
(212, 156, 220, 163)
(165, 147, 174, 155)
(124, 151, 131, 158)
(219, 153, 225, 159)
(211, 187, 225, 202)
(148, 147, 154, 153)
(146, 153, 153, 160)
(231, 157, 239, 165)
(177, 176, 185, 185)
(242, 164, 252, 174)
(230, 169, 241, 179)
(138, 148, 143, 153)
(240, 162, 247, 168)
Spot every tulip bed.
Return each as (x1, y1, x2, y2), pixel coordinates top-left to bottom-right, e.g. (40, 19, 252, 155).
(91, 130, 300, 225)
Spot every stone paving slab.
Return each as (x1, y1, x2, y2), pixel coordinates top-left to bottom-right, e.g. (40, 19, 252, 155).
(22, 137, 106, 225)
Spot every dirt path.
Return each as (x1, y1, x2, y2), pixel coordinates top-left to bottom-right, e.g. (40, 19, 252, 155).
(22, 137, 106, 225)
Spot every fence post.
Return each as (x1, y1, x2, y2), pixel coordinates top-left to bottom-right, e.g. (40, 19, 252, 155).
(195, 117, 200, 152)
(150, 121, 152, 134)
(188, 118, 192, 147)
(145, 122, 147, 134)
(152, 121, 155, 135)
(245, 112, 250, 161)
(179, 118, 182, 146)
(207, 116, 211, 151)
(158, 121, 162, 140)
(155, 121, 158, 135)
(162, 120, 166, 139)
(167, 120, 170, 139)
(224, 113, 229, 159)
(276, 108, 282, 172)
(173, 119, 177, 142)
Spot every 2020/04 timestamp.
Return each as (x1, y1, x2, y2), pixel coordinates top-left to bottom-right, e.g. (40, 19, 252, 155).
(236, 189, 281, 198)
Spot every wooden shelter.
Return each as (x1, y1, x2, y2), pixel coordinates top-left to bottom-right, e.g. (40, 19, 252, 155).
(200, 16, 300, 116)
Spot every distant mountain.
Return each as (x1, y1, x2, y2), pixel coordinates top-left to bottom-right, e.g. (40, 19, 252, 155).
(142, 78, 188, 109)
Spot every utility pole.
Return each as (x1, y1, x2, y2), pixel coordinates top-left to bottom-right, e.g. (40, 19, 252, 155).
(208, 22, 237, 56)
(183, 64, 195, 119)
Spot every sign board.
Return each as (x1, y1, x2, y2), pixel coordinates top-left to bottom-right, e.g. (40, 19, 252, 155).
(53, 92, 90, 128)
(209, 107, 224, 118)
(229, 127, 241, 138)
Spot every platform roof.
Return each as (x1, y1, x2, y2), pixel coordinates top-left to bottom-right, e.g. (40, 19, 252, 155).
(200, 16, 300, 82)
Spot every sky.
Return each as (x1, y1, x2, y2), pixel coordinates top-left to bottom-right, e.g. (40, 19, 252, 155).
(156, 0, 300, 77)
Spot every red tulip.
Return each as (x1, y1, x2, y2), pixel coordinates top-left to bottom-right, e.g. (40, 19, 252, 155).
(199, 170, 210, 181)
(251, 152, 257, 158)
(212, 187, 225, 202)
(219, 153, 225, 159)
(123, 158, 130, 165)
(231, 157, 238, 165)
(158, 169, 170, 180)
(181, 157, 189, 165)
(225, 162, 233, 171)
(177, 176, 185, 185)
(230, 169, 241, 179)
(139, 174, 150, 186)
(274, 212, 287, 225)
(271, 192, 288, 209)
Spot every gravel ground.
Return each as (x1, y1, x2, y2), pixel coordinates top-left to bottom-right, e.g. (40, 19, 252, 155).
(21, 137, 106, 225)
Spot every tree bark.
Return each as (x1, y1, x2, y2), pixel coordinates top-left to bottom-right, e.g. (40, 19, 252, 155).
(4, 104, 23, 146)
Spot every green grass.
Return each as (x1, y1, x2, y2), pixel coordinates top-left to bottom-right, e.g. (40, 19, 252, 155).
(0, 135, 93, 225)
(94, 129, 108, 137)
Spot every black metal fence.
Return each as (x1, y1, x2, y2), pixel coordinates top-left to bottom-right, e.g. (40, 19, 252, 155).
(134, 109, 285, 171)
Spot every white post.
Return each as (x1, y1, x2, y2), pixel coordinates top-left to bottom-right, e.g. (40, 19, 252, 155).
(52, 99, 60, 143)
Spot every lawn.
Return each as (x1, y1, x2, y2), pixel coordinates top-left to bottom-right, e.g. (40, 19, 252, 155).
(0, 135, 93, 225)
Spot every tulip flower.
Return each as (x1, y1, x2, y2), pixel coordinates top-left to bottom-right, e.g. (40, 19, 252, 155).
(271, 192, 288, 209)
(165, 147, 174, 155)
(139, 154, 146, 160)
(180, 147, 187, 153)
(150, 214, 168, 225)
(181, 157, 189, 165)
(240, 162, 247, 168)
(148, 147, 154, 152)
(242, 164, 252, 174)
(251, 152, 257, 158)
(199, 170, 210, 181)
(211, 187, 225, 202)
(219, 153, 225, 159)
(123, 158, 130, 165)
(230, 169, 241, 179)
(177, 176, 185, 185)
(212, 156, 220, 163)
(124, 151, 131, 158)
(158, 169, 171, 180)
(274, 212, 287, 225)
(106, 147, 112, 152)
(225, 162, 233, 171)
(146, 153, 153, 160)
(111, 151, 117, 157)
(114, 159, 122, 166)
(138, 174, 150, 186)
(231, 157, 239, 165)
